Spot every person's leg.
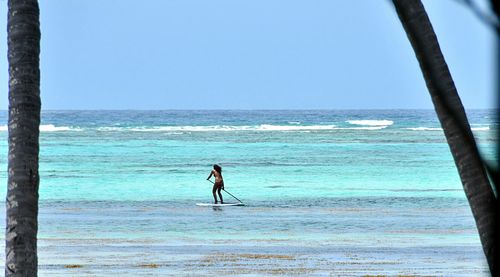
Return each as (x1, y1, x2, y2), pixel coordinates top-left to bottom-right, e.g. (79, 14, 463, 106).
(217, 186, 223, 204)
(212, 184, 218, 203)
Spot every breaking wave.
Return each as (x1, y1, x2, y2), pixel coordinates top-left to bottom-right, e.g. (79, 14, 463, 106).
(98, 125, 339, 132)
(8, 123, 489, 133)
(407, 126, 490, 131)
(94, 124, 392, 132)
(471, 126, 490, 131)
(40, 124, 83, 132)
(346, 120, 394, 126)
(0, 124, 82, 132)
(407, 127, 442, 131)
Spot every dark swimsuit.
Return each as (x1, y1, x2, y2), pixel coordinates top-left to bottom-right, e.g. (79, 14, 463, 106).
(214, 180, 224, 188)
(213, 180, 224, 203)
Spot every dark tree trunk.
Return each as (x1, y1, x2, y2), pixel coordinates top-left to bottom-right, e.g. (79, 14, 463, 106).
(492, 2, 500, 275)
(492, 0, 500, 178)
(392, 0, 497, 274)
(5, 0, 41, 276)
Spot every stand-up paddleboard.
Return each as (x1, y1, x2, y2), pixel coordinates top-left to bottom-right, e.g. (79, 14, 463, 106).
(196, 202, 245, 207)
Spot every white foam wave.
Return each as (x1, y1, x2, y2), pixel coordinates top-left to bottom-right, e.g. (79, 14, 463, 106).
(346, 120, 393, 126)
(106, 124, 340, 132)
(1, 123, 487, 133)
(471, 126, 490, 131)
(0, 124, 82, 132)
(338, 126, 388, 130)
(94, 124, 393, 132)
(96, 127, 122, 132)
(41, 124, 82, 132)
(131, 126, 244, 132)
(408, 126, 490, 131)
(257, 124, 337, 131)
(407, 127, 442, 131)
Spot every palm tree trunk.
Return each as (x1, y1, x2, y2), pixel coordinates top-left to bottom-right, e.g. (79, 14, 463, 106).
(5, 0, 41, 276)
(492, 0, 500, 184)
(392, 0, 497, 274)
(492, 5, 500, 276)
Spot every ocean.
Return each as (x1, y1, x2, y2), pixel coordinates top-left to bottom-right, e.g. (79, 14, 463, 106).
(0, 110, 495, 276)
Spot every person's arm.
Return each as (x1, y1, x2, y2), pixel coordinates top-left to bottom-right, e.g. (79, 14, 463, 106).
(206, 170, 213, 180)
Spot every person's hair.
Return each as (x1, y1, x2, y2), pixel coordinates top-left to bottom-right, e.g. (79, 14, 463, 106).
(213, 164, 222, 174)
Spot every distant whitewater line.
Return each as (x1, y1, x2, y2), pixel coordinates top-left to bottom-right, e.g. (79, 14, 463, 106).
(346, 120, 394, 126)
(407, 126, 490, 131)
(1, 124, 379, 132)
(97, 125, 395, 132)
(406, 127, 442, 131)
(100, 125, 340, 132)
(0, 124, 83, 132)
(0, 124, 490, 132)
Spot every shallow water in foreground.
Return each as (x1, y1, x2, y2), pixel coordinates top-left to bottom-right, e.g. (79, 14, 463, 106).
(0, 198, 489, 276)
(0, 110, 495, 275)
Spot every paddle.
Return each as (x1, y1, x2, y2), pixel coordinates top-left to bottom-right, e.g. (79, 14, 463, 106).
(207, 179, 244, 204)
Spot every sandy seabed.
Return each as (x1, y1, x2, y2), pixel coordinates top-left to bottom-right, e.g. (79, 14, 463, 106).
(0, 241, 486, 276)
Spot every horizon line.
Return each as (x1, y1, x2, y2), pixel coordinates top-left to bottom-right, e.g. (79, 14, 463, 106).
(0, 108, 497, 112)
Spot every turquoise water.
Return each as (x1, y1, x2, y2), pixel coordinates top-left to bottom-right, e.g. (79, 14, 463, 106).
(0, 110, 495, 275)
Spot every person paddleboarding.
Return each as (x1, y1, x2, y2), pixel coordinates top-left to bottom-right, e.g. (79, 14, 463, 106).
(207, 164, 224, 204)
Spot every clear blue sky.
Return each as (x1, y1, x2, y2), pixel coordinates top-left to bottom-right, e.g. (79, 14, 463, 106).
(0, 0, 496, 109)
